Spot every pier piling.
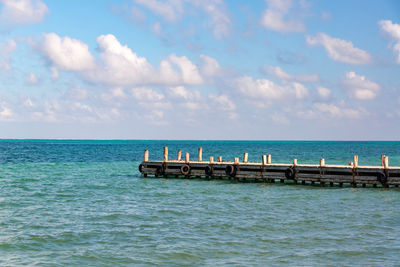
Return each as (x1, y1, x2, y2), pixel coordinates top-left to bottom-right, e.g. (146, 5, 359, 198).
(163, 147, 168, 162)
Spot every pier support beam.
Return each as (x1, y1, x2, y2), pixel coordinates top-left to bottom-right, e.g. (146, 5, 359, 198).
(383, 156, 389, 168)
(354, 155, 359, 168)
(198, 147, 202, 162)
(262, 155, 267, 165)
(163, 147, 168, 162)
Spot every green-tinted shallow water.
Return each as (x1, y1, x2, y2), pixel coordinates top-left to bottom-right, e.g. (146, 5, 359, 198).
(0, 140, 399, 266)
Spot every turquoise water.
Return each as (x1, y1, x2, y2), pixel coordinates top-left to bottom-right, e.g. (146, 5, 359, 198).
(0, 140, 399, 266)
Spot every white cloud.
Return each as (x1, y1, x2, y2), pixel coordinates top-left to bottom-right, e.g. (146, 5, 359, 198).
(93, 35, 202, 85)
(271, 112, 289, 125)
(39, 33, 205, 87)
(317, 86, 331, 99)
(236, 75, 309, 102)
(0, 39, 16, 70)
(0, 102, 12, 119)
(101, 87, 128, 104)
(133, 0, 183, 22)
(132, 0, 230, 39)
(237, 76, 284, 100)
(314, 103, 365, 119)
(41, 33, 96, 71)
(63, 87, 88, 101)
(291, 82, 308, 99)
(0, 0, 48, 29)
(199, 54, 222, 76)
(22, 97, 34, 108)
(132, 87, 164, 101)
(342, 71, 381, 100)
(379, 20, 400, 64)
(261, 0, 306, 33)
(306, 33, 371, 64)
(165, 86, 203, 110)
(265, 66, 291, 80)
(265, 66, 319, 83)
(143, 110, 166, 125)
(208, 94, 235, 110)
(167, 86, 201, 100)
(25, 72, 38, 85)
(89, 34, 155, 85)
(168, 54, 203, 84)
(110, 87, 127, 99)
(192, 0, 230, 39)
(209, 94, 237, 118)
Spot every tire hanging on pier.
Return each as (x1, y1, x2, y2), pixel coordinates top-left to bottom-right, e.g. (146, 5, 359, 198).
(155, 166, 164, 177)
(205, 165, 213, 176)
(377, 172, 387, 184)
(181, 164, 191, 176)
(138, 164, 144, 173)
(225, 165, 237, 177)
(285, 168, 296, 180)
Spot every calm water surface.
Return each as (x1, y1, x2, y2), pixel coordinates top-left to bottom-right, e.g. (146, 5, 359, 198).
(0, 140, 399, 266)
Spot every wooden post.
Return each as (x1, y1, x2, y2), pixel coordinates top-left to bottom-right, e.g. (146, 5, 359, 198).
(262, 155, 267, 165)
(354, 155, 358, 168)
(320, 158, 325, 166)
(267, 155, 271, 164)
(163, 147, 168, 162)
(218, 156, 222, 162)
(243, 153, 248, 163)
(234, 157, 239, 164)
(384, 156, 389, 168)
(177, 150, 182, 161)
(209, 156, 214, 163)
(293, 159, 297, 165)
(144, 150, 149, 162)
(185, 152, 189, 163)
(198, 147, 202, 162)
(381, 155, 385, 167)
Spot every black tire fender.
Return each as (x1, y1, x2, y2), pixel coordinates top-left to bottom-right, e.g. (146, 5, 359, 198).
(155, 166, 163, 177)
(377, 172, 387, 184)
(181, 164, 191, 176)
(205, 165, 213, 176)
(138, 163, 144, 173)
(225, 165, 237, 177)
(285, 168, 295, 180)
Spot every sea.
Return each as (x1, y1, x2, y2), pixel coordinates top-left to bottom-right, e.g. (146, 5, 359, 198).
(0, 140, 399, 266)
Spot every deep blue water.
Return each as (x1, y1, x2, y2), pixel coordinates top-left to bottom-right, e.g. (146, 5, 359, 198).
(0, 140, 399, 265)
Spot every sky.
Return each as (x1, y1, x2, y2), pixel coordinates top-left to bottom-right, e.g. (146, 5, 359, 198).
(0, 0, 399, 140)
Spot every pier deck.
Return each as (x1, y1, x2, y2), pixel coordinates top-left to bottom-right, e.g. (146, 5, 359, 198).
(139, 147, 400, 188)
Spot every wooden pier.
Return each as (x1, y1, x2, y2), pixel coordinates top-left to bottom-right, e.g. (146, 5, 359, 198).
(139, 147, 400, 188)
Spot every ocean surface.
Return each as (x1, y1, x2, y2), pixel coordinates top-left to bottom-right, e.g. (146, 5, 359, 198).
(0, 140, 399, 266)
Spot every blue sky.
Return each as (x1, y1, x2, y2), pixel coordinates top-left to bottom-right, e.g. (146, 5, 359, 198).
(0, 0, 400, 140)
